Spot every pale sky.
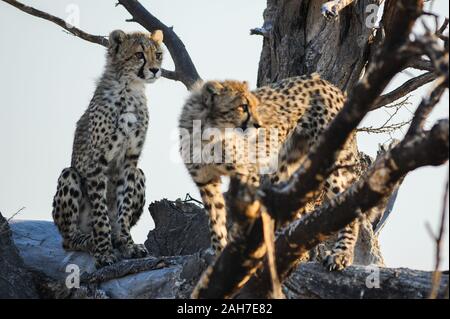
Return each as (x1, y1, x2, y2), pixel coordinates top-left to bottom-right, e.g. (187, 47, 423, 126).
(0, 0, 448, 271)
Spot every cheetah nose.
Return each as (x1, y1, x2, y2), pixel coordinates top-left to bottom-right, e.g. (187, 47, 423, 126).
(149, 68, 160, 75)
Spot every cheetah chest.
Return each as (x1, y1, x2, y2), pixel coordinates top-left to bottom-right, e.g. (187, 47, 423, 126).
(113, 97, 148, 164)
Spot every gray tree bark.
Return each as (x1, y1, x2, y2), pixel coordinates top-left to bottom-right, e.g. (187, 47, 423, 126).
(256, 0, 381, 91)
(2, 203, 448, 299)
(0, 212, 39, 298)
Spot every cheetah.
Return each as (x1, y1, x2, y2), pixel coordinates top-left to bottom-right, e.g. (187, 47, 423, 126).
(179, 74, 361, 271)
(52, 30, 164, 268)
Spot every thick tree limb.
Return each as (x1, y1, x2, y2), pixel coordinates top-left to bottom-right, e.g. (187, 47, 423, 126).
(284, 263, 449, 299)
(405, 58, 434, 72)
(117, 0, 201, 89)
(405, 78, 448, 139)
(192, 0, 430, 299)
(80, 256, 178, 284)
(1, 0, 108, 47)
(191, 179, 266, 299)
(238, 119, 449, 298)
(238, 76, 448, 298)
(262, 0, 423, 222)
(372, 72, 438, 110)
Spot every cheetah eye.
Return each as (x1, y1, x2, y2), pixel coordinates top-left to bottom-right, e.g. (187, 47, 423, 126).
(134, 52, 145, 59)
(155, 52, 163, 60)
(238, 104, 249, 113)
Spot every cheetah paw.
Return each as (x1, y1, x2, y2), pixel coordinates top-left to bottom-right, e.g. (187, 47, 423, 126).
(94, 252, 119, 269)
(120, 243, 148, 259)
(323, 250, 353, 271)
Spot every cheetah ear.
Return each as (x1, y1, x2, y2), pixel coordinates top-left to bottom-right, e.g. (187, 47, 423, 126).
(109, 30, 126, 51)
(150, 30, 164, 45)
(202, 81, 224, 108)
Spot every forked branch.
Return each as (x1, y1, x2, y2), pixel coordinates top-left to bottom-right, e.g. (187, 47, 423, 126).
(1, 0, 108, 46)
(191, 0, 443, 299)
(117, 0, 201, 89)
(1, 0, 201, 89)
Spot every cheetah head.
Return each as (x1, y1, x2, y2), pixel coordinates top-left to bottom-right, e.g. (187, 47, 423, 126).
(200, 80, 262, 130)
(107, 30, 164, 84)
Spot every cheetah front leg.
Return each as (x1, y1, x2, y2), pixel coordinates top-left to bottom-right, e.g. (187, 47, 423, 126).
(52, 167, 93, 252)
(322, 169, 360, 271)
(86, 167, 118, 268)
(195, 176, 228, 255)
(114, 164, 148, 259)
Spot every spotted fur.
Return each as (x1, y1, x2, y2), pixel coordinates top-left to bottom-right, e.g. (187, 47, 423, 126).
(52, 30, 164, 268)
(179, 73, 361, 271)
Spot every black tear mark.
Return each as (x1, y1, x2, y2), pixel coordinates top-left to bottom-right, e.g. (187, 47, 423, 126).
(138, 44, 147, 79)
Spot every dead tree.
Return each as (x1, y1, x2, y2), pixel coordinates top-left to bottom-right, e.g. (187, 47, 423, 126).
(191, 0, 450, 299)
(2, 0, 448, 299)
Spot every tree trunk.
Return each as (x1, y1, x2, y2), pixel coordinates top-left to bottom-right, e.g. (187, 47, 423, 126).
(257, 0, 380, 91)
(255, 0, 387, 268)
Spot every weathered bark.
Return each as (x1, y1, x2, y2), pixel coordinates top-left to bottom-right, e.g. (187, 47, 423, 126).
(4, 202, 448, 299)
(256, 0, 382, 91)
(194, 0, 428, 299)
(144, 199, 211, 256)
(238, 119, 449, 298)
(8, 202, 214, 299)
(0, 212, 39, 298)
(283, 263, 449, 299)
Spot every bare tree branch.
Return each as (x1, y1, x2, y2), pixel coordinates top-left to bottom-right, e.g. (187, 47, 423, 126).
(1, 0, 108, 47)
(371, 19, 449, 111)
(262, 0, 424, 222)
(284, 262, 448, 299)
(1, 0, 201, 90)
(261, 207, 284, 299)
(191, 179, 265, 299)
(428, 173, 449, 299)
(191, 0, 435, 299)
(357, 120, 412, 135)
(238, 70, 449, 298)
(117, 0, 201, 89)
(238, 119, 449, 298)
(359, 100, 412, 134)
(406, 58, 434, 71)
(80, 256, 179, 284)
(372, 72, 438, 110)
(405, 78, 448, 139)
(436, 17, 449, 43)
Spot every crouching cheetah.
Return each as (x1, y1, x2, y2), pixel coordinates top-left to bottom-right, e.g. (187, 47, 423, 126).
(52, 30, 164, 268)
(179, 74, 361, 271)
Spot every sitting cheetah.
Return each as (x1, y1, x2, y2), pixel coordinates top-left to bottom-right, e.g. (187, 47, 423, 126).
(179, 74, 361, 271)
(52, 30, 164, 268)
